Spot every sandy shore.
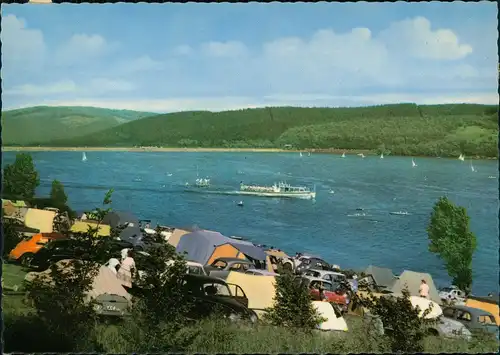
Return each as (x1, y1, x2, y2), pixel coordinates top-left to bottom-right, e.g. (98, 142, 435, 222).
(2, 146, 370, 154)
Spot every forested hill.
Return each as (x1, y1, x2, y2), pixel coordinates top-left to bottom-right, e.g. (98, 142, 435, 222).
(2, 106, 155, 145)
(37, 103, 499, 157)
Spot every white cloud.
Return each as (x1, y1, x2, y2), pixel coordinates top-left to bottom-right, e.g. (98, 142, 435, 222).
(4, 78, 134, 97)
(379, 16, 473, 60)
(5, 80, 78, 96)
(201, 41, 248, 57)
(10, 91, 497, 113)
(172, 44, 193, 56)
(88, 78, 135, 93)
(55, 33, 116, 64)
(0, 14, 46, 72)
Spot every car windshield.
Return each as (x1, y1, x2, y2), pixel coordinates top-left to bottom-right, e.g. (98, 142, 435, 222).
(305, 270, 320, 277)
(211, 260, 227, 269)
(187, 266, 204, 275)
(440, 287, 454, 292)
(203, 282, 231, 296)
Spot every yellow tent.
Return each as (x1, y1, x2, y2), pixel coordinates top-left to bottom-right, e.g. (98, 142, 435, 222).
(70, 220, 111, 237)
(24, 208, 57, 233)
(167, 228, 191, 247)
(226, 271, 276, 319)
(466, 297, 500, 325)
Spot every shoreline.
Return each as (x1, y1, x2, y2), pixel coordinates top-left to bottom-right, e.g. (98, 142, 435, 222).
(2, 146, 496, 160)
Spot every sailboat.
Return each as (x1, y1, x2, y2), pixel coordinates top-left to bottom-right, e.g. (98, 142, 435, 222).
(341, 152, 346, 158)
(308, 152, 311, 157)
(380, 153, 384, 159)
(357, 153, 365, 158)
(458, 154, 465, 161)
(470, 160, 476, 172)
(82, 152, 87, 162)
(412, 158, 417, 168)
(299, 152, 303, 157)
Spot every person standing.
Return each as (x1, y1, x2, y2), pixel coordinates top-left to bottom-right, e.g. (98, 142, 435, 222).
(117, 249, 136, 289)
(419, 279, 430, 298)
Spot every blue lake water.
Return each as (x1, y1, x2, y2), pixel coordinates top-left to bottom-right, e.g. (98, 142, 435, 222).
(3, 151, 498, 295)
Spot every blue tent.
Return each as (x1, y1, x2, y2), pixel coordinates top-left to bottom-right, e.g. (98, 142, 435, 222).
(176, 230, 266, 264)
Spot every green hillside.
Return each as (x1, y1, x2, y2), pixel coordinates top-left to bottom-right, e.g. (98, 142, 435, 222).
(1, 106, 155, 145)
(34, 103, 500, 157)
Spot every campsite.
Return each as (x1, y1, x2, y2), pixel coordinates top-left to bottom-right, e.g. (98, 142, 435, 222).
(2, 197, 498, 353)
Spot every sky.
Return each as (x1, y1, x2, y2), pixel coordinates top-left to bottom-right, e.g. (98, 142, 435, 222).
(2, 2, 498, 113)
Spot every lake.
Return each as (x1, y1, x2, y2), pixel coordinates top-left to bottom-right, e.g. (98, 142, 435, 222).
(3, 151, 498, 295)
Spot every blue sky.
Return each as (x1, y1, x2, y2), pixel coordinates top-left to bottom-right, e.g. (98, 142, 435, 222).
(2, 2, 498, 112)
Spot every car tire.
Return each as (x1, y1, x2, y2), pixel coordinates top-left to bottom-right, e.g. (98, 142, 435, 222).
(20, 253, 34, 267)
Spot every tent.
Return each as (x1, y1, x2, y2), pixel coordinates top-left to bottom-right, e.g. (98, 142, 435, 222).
(313, 301, 349, 332)
(71, 220, 110, 237)
(102, 211, 139, 228)
(176, 230, 267, 265)
(466, 295, 500, 325)
(363, 265, 397, 289)
(167, 228, 191, 247)
(390, 270, 441, 304)
(24, 208, 57, 233)
(226, 271, 276, 319)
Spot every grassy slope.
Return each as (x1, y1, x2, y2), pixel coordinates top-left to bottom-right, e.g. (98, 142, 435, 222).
(16, 103, 500, 157)
(2, 106, 156, 145)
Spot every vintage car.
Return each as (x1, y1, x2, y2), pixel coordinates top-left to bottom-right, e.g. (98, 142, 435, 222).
(442, 305, 499, 339)
(303, 269, 347, 283)
(182, 274, 258, 323)
(300, 276, 348, 306)
(294, 255, 332, 274)
(204, 257, 256, 279)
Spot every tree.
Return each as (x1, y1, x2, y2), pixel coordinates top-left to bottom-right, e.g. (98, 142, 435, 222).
(50, 179, 68, 206)
(1, 210, 22, 258)
(121, 230, 195, 352)
(360, 288, 435, 353)
(23, 189, 115, 352)
(427, 196, 477, 293)
(264, 271, 323, 330)
(2, 153, 40, 200)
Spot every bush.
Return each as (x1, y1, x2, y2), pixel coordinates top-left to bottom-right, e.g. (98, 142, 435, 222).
(264, 271, 324, 330)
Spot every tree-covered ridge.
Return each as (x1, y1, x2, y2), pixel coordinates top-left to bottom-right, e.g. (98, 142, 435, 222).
(24, 103, 500, 157)
(2, 106, 156, 145)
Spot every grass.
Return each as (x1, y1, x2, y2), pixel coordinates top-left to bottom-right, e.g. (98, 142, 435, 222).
(2, 262, 27, 290)
(2, 106, 155, 145)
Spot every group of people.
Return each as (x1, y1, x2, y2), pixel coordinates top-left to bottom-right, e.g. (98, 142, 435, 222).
(107, 249, 137, 290)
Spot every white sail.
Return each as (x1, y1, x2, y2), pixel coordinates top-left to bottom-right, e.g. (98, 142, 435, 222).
(380, 153, 384, 159)
(82, 152, 87, 162)
(458, 154, 465, 161)
(470, 160, 475, 172)
(412, 159, 417, 168)
(341, 152, 345, 158)
(299, 152, 303, 157)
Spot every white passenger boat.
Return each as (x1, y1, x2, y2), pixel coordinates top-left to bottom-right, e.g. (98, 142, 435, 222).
(239, 182, 316, 200)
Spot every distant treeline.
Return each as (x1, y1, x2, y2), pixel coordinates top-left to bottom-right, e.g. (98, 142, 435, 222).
(25, 103, 500, 158)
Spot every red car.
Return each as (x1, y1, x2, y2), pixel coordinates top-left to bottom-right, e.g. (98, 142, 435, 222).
(303, 277, 348, 306)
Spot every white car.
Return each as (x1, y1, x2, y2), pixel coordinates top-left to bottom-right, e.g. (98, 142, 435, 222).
(304, 269, 347, 284)
(439, 286, 466, 303)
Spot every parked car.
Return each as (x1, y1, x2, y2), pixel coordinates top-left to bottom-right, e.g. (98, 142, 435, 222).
(304, 269, 347, 283)
(29, 238, 134, 271)
(8, 232, 66, 266)
(442, 305, 499, 338)
(300, 276, 348, 306)
(363, 313, 472, 340)
(204, 257, 256, 279)
(439, 286, 466, 303)
(182, 274, 258, 323)
(294, 256, 331, 274)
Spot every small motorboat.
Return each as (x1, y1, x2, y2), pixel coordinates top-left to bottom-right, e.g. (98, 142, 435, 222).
(356, 208, 364, 211)
(237, 201, 244, 207)
(390, 211, 410, 216)
(348, 213, 367, 217)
